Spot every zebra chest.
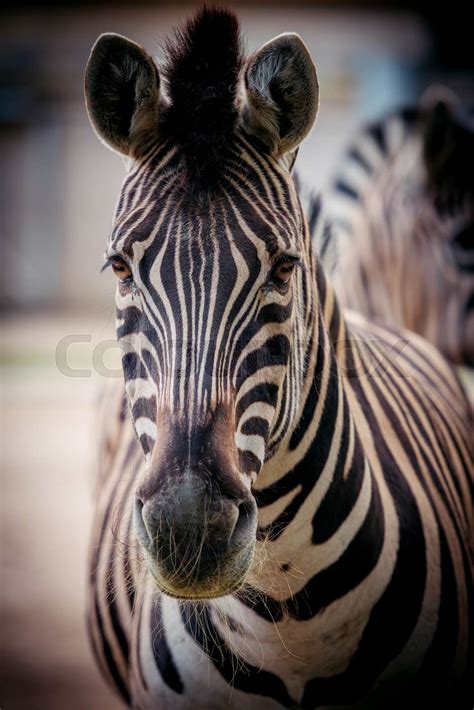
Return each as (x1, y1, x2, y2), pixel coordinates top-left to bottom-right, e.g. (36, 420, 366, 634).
(128, 586, 376, 709)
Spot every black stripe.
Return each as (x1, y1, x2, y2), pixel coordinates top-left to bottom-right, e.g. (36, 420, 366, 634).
(241, 416, 269, 439)
(236, 383, 278, 421)
(367, 122, 387, 153)
(334, 178, 359, 200)
(150, 597, 184, 694)
(416, 528, 460, 696)
(287, 470, 383, 620)
(347, 145, 373, 174)
(302, 349, 429, 707)
(181, 602, 295, 706)
(311, 423, 365, 544)
(105, 539, 131, 665)
(94, 597, 130, 704)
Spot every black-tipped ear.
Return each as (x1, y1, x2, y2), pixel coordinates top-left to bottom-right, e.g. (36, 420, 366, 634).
(242, 33, 319, 159)
(422, 89, 474, 195)
(423, 96, 457, 178)
(280, 148, 299, 172)
(84, 33, 160, 156)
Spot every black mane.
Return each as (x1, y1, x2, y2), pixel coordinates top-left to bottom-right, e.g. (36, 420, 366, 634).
(161, 6, 243, 187)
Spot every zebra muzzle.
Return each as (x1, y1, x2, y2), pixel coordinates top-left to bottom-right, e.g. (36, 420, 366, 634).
(134, 471, 257, 599)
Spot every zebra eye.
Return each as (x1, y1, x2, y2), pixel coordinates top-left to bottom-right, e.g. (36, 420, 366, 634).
(111, 256, 132, 282)
(272, 260, 296, 287)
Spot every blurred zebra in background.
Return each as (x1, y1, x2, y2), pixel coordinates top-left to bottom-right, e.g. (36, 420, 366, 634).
(316, 95, 474, 371)
(84, 9, 473, 709)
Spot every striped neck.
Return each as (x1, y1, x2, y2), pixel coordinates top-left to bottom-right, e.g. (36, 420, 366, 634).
(244, 256, 381, 611)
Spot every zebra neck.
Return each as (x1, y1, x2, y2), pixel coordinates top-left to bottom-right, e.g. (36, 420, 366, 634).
(249, 262, 382, 604)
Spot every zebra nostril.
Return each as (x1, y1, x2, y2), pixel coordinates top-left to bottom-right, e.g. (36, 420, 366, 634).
(229, 498, 257, 548)
(134, 496, 152, 550)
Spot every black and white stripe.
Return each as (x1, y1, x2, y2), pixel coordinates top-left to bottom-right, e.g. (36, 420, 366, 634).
(318, 99, 474, 369)
(85, 10, 473, 709)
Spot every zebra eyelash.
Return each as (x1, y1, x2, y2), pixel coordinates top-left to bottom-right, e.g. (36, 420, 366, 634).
(101, 254, 133, 280)
(100, 258, 112, 274)
(270, 254, 304, 276)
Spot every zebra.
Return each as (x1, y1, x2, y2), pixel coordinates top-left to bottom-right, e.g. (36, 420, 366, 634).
(317, 95, 474, 370)
(84, 8, 473, 709)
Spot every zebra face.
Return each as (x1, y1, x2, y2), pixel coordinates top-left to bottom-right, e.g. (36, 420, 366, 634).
(110, 152, 305, 465)
(85, 9, 319, 598)
(108, 144, 311, 598)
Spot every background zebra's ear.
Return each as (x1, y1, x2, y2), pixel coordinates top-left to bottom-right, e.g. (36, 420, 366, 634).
(85, 33, 160, 157)
(421, 88, 473, 195)
(421, 88, 458, 175)
(242, 33, 319, 159)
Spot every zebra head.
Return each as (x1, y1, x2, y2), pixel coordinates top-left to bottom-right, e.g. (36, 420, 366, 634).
(85, 9, 319, 599)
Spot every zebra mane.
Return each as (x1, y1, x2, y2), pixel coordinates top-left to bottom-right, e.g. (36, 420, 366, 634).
(161, 6, 243, 186)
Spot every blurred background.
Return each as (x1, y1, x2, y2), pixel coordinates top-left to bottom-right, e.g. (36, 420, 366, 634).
(1, 2, 472, 708)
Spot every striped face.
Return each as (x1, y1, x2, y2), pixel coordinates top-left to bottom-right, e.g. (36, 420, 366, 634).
(86, 10, 319, 598)
(106, 135, 311, 597)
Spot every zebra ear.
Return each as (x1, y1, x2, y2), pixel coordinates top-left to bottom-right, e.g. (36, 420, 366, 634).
(280, 148, 299, 172)
(242, 33, 319, 158)
(422, 89, 458, 172)
(85, 33, 160, 157)
(422, 90, 473, 197)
